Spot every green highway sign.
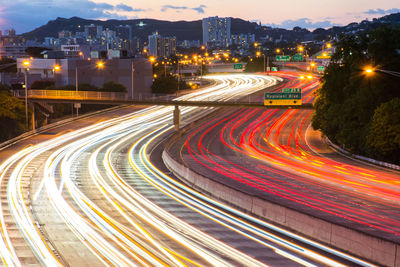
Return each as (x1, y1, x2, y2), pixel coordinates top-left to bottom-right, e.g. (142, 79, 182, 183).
(282, 88, 302, 93)
(265, 92, 302, 100)
(276, 55, 290, 62)
(271, 67, 278, 71)
(292, 54, 304, 61)
(264, 92, 302, 106)
(233, 63, 243, 69)
(317, 66, 325, 72)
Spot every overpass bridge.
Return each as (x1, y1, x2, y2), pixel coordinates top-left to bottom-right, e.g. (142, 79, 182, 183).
(13, 89, 314, 131)
(13, 89, 314, 109)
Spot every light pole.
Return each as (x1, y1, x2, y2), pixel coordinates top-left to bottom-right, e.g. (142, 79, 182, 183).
(177, 61, 180, 96)
(256, 51, 266, 73)
(75, 61, 104, 116)
(131, 60, 135, 100)
(22, 60, 30, 130)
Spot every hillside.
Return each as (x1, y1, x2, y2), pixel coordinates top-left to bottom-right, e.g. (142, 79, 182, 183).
(20, 13, 400, 43)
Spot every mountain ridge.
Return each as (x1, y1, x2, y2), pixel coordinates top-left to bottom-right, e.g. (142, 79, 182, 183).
(20, 13, 400, 42)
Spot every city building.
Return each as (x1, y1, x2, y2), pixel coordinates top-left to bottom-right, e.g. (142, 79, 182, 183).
(231, 33, 256, 48)
(178, 40, 201, 48)
(16, 58, 153, 98)
(148, 31, 176, 58)
(202, 17, 231, 48)
(116, 25, 133, 51)
(61, 45, 81, 58)
(84, 24, 102, 42)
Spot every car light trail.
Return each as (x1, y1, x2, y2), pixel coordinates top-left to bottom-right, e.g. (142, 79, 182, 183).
(0, 73, 378, 266)
(180, 72, 400, 249)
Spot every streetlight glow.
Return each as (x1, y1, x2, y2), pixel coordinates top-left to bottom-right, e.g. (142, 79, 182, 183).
(23, 60, 30, 67)
(276, 48, 281, 53)
(53, 65, 61, 72)
(97, 61, 104, 69)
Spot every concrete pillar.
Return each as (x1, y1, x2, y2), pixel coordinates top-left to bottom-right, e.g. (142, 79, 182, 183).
(173, 105, 181, 132)
(31, 104, 35, 131)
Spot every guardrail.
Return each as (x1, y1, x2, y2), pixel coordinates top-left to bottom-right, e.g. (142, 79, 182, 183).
(12, 90, 129, 101)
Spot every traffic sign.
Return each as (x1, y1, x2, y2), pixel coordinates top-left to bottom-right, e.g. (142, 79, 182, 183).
(282, 88, 301, 93)
(317, 52, 332, 59)
(292, 54, 304, 61)
(317, 66, 325, 72)
(276, 55, 290, 62)
(264, 92, 302, 106)
(233, 63, 243, 69)
(271, 67, 278, 72)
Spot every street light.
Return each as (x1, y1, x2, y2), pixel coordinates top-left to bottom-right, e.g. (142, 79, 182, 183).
(53, 65, 61, 72)
(310, 62, 316, 72)
(256, 51, 266, 73)
(276, 48, 281, 54)
(74, 61, 104, 116)
(363, 66, 400, 78)
(22, 60, 30, 130)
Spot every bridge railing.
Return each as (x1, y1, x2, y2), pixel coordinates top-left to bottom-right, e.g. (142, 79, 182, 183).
(12, 90, 129, 101)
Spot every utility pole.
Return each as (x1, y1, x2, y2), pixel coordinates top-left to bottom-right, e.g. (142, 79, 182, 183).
(75, 66, 79, 117)
(177, 62, 180, 96)
(24, 69, 28, 130)
(263, 54, 266, 73)
(131, 60, 135, 99)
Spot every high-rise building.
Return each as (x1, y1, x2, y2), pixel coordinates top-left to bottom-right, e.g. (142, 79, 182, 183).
(148, 31, 176, 58)
(84, 24, 102, 40)
(116, 25, 133, 51)
(202, 17, 231, 48)
(116, 25, 132, 41)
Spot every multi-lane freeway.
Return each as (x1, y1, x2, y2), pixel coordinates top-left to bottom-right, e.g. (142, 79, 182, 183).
(0, 73, 381, 266)
(175, 72, 400, 241)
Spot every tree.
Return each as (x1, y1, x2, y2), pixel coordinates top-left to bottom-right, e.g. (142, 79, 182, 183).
(31, 80, 55, 89)
(367, 98, 400, 163)
(244, 57, 265, 73)
(101, 81, 127, 92)
(78, 83, 99, 91)
(312, 25, 400, 161)
(0, 84, 26, 141)
(151, 74, 189, 94)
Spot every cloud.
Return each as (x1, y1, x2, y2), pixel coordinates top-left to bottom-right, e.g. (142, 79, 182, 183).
(364, 8, 400, 15)
(1, 0, 147, 33)
(115, 3, 147, 13)
(192, 5, 207, 14)
(266, 18, 339, 29)
(116, 4, 134, 12)
(161, 4, 207, 14)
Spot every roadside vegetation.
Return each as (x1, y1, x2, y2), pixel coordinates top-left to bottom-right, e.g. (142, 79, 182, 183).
(0, 84, 26, 142)
(312, 26, 400, 164)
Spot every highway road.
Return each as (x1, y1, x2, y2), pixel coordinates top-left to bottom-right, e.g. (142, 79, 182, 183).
(0, 74, 377, 266)
(172, 71, 400, 248)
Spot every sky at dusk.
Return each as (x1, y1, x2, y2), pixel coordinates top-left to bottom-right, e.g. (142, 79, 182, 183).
(0, 0, 400, 33)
